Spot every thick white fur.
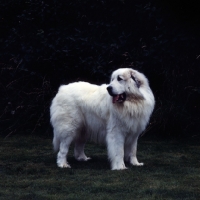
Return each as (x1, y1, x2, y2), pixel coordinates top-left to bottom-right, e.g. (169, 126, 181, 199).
(50, 68, 155, 170)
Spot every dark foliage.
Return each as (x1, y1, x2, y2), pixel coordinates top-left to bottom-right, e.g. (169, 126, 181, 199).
(0, 0, 200, 138)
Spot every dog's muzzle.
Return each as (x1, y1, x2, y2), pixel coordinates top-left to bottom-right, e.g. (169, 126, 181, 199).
(107, 86, 126, 103)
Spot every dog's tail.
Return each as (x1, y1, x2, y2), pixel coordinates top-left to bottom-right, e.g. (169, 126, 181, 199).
(53, 135, 60, 152)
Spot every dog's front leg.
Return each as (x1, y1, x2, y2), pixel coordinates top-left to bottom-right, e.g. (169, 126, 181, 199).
(125, 135, 144, 166)
(106, 126, 127, 170)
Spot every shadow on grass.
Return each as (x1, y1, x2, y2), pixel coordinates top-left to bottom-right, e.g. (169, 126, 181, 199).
(68, 156, 110, 170)
(0, 135, 200, 200)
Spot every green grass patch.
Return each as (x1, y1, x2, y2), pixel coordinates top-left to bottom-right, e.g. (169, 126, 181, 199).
(0, 135, 200, 200)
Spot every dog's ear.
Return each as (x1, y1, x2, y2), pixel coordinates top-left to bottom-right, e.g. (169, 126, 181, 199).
(130, 70, 141, 88)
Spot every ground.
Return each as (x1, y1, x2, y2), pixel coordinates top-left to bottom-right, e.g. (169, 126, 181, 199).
(0, 135, 200, 200)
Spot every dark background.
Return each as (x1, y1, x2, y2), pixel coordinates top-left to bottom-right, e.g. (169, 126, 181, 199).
(0, 0, 200, 139)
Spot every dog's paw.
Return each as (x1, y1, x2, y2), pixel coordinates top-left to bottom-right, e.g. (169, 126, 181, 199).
(132, 162, 144, 166)
(85, 157, 91, 161)
(75, 156, 91, 161)
(111, 162, 127, 170)
(57, 162, 71, 168)
(112, 166, 128, 170)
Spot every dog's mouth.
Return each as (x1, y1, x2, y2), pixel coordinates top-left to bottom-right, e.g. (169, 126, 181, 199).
(112, 93, 126, 103)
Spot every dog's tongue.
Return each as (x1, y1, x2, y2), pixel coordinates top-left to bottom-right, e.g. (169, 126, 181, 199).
(113, 95, 119, 103)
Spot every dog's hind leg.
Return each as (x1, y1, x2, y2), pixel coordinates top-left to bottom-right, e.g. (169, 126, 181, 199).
(74, 133, 91, 161)
(57, 135, 74, 168)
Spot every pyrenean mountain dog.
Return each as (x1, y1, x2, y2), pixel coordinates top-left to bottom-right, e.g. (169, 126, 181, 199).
(50, 68, 155, 170)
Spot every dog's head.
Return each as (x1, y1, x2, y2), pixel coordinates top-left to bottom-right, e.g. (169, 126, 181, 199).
(107, 68, 148, 103)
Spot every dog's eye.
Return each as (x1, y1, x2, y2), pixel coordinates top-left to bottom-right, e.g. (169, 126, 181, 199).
(117, 76, 123, 81)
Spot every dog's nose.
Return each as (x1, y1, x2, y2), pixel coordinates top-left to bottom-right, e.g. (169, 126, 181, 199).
(107, 86, 113, 96)
(107, 86, 112, 92)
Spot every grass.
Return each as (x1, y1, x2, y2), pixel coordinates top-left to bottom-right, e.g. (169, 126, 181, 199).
(0, 135, 200, 200)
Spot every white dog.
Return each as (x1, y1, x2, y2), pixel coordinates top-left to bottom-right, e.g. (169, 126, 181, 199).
(50, 68, 155, 170)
